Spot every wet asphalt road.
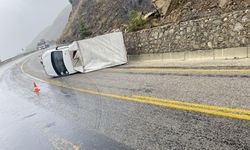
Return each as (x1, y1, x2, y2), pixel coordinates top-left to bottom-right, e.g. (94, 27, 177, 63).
(0, 53, 250, 150)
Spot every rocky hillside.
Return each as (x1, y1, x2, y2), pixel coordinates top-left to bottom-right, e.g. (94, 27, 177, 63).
(154, 0, 250, 24)
(58, 0, 154, 44)
(58, 0, 250, 44)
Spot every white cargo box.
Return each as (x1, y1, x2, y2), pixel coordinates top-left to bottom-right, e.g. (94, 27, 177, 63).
(69, 32, 127, 73)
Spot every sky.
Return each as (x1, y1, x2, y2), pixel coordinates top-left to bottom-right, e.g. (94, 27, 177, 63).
(0, 0, 69, 61)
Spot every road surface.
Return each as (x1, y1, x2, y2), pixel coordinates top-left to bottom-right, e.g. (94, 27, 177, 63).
(0, 52, 250, 150)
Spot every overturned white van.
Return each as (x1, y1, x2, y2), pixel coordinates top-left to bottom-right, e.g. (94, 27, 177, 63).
(41, 32, 127, 77)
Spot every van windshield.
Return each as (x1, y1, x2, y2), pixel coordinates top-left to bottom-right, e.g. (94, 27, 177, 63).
(51, 51, 69, 76)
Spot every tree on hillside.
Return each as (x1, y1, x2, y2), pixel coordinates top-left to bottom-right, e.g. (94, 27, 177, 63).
(78, 21, 92, 39)
(127, 10, 146, 32)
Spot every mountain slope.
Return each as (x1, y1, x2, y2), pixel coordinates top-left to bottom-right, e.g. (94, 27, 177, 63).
(26, 5, 72, 51)
(58, 0, 155, 44)
(58, 0, 249, 44)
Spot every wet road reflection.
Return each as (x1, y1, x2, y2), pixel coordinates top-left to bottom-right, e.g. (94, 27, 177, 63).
(0, 61, 132, 150)
(1, 56, 250, 150)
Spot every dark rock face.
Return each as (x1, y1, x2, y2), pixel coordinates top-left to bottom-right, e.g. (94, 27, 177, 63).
(58, 0, 154, 44)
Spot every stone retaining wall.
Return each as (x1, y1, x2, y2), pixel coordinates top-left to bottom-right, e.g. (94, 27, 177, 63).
(124, 9, 250, 55)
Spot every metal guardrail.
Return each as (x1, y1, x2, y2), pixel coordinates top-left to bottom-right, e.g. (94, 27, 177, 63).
(0, 44, 68, 67)
(0, 50, 38, 67)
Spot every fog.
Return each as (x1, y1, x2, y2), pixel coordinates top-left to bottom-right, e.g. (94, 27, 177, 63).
(0, 0, 69, 61)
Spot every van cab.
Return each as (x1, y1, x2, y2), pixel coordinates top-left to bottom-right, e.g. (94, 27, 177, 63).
(41, 46, 77, 77)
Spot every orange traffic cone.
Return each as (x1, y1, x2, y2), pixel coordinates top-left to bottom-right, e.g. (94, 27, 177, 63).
(33, 82, 40, 93)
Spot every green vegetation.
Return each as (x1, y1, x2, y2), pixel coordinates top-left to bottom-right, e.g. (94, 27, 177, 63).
(78, 21, 91, 39)
(127, 10, 146, 32)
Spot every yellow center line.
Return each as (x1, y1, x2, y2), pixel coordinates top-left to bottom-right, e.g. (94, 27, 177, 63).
(41, 81, 250, 121)
(43, 129, 80, 150)
(114, 68, 250, 73)
(132, 95, 250, 115)
(21, 59, 250, 121)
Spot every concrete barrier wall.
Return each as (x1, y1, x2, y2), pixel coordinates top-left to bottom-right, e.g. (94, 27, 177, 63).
(128, 47, 250, 61)
(124, 9, 250, 56)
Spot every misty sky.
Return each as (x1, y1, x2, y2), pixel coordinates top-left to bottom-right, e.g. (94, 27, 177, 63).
(0, 0, 69, 61)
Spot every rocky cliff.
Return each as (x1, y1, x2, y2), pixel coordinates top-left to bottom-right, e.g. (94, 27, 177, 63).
(153, 0, 250, 24)
(58, 0, 250, 44)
